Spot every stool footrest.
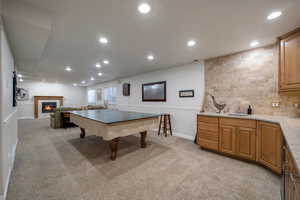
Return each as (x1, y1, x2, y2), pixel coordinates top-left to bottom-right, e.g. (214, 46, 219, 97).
(158, 114, 172, 137)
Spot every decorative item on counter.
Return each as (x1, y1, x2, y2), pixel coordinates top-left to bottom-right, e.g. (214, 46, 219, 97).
(247, 105, 252, 115)
(209, 94, 226, 113)
(240, 100, 250, 114)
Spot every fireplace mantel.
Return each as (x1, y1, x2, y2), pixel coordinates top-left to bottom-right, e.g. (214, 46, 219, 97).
(34, 96, 64, 118)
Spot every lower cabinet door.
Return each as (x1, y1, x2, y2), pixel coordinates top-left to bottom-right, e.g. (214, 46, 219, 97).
(236, 127, 256, 161)
(219, 125, 236, 155)
(257, 121, 282, 174)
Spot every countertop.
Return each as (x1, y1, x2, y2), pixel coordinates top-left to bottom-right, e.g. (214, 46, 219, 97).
(198, 112, 300, 173)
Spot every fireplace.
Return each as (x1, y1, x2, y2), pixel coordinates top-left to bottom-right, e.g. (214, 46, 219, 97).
(42, 102, 57, 113)
(34, 96, 63, 118)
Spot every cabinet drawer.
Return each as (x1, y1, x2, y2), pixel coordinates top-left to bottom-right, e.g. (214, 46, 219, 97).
(220, 118, 256, 128)
(198, 139, 219, 151)
(197, 115, 219, 124)
(198, 121, 218, 132)
(198, 130, 219, 142)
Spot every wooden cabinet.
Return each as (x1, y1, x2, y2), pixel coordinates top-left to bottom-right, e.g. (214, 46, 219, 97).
(197, 116, 219, 151)
(219, 118, 256, 161)
(285, 147, 299, 176)
(257, 121, 282, 174)
(279, 28, 300, 92)
(219, 125, 236, 155)
(283, 145, 300, 200)
(198, 116, 257, 161)
(236, 127, 256, 161)
(197, 115, 284, 174)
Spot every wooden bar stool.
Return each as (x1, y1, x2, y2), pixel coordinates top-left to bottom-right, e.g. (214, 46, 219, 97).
(158, 114, 172, 137)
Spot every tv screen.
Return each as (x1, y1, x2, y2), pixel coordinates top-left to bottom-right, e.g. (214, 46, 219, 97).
(13, 71, 17, 107)
(142, 81, 166, 102)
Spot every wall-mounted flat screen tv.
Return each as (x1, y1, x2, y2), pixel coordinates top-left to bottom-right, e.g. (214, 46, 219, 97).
(13, 71, 17, 107)
(142, 81, 166, 102)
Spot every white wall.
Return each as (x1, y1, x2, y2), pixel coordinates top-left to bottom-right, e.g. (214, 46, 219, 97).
(88, 62, 205, 140)
(18, 81, 87, 119)
(0, 22, 18, 200)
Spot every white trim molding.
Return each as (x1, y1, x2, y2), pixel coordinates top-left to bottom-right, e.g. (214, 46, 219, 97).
(173, 132, 195, 141)
(0, 140, 18, 200)
(0, 109, 18, 200)
(18, 116, 34, 120)
(117, 104, 201, 111)
(2, 109, 18, 124)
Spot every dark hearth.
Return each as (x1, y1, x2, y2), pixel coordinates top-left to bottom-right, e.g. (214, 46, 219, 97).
(42, 102, 57, 113)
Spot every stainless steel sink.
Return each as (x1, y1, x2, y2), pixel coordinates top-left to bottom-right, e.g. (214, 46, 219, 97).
(228, 113, 249, 117)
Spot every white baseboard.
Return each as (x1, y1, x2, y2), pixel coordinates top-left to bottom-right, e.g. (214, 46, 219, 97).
(173, 132, 195, 141)
(151, 128, 195, 141)
(0, 140, 18, 200)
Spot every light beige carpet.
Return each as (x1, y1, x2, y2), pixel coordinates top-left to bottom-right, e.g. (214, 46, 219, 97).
(7, 119, 280, 200)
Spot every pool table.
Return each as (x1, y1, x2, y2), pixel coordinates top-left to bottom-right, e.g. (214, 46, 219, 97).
(70, 109, 159, 160)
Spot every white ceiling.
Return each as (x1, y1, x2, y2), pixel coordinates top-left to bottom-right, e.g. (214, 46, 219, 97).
(3, 0, 300, 86)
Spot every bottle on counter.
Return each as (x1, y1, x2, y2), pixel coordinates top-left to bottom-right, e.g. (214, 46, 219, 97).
(247, 105, 252, 115)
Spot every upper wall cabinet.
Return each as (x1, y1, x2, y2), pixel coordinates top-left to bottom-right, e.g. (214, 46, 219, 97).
(279, 28, 300, 93)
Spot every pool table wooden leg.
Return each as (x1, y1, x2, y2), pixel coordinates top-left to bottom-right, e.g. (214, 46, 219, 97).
(80, 128, 86, 138)
(140, 131, 147, 148)
(109, 138, 119, 160)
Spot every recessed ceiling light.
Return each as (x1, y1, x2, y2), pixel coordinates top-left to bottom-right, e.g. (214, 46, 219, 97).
(147, 55, 154, 61)
(99, 37, 108, 44)
(95, 63, 101, 68)
(81, 80, 86, 84)
(17, 74, 23, 78)
(103, 60, 109, 65)
(187, 40, 196, 47)
(267, 11, 282, 20)
(19, 78, 24, 82)
(138, 3, 151, 14)
(250, 41, 260, 47)
(90, 77, 95, 81)
(73, 83, 78, 86)
(98, 72, 103, 76)
(65, 66, 72, 71)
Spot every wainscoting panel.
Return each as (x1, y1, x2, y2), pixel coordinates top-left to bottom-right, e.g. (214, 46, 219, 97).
(0, 110, 18, 200)
(110, 104, 200, 140)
